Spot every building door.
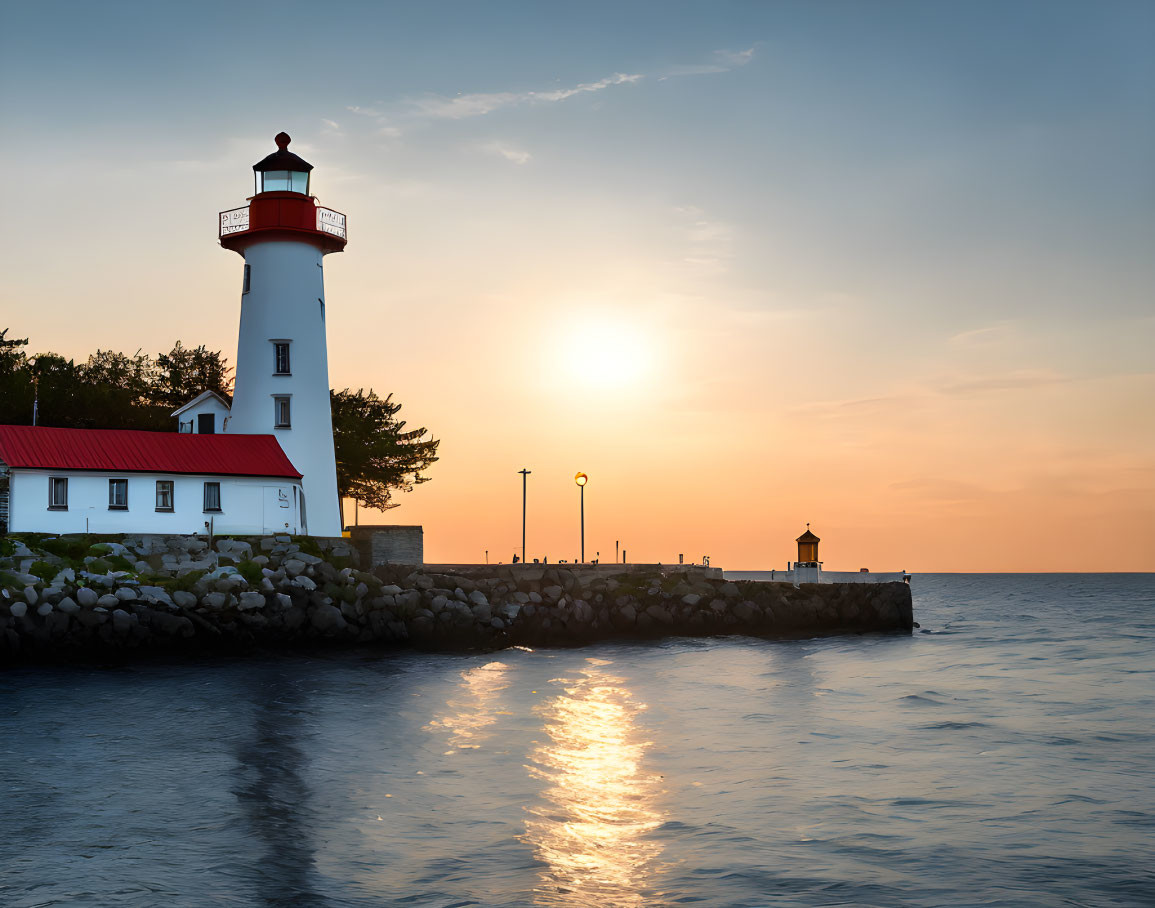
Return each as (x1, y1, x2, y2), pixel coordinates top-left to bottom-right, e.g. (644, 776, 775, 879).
(198, 413, 216, 434)
(263, 486, 292, 533)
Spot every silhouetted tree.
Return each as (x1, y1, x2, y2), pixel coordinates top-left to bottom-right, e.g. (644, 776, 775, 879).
(331, 388, 440, 525)
(152, 342, 234, 411)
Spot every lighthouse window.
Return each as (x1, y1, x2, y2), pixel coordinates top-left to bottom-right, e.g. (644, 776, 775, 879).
(242, 264, 251, 294)
(203, 482, 221, 513)
(274, 342, 291, 375)
(108, 478, 128, 510)
(274, 396, 292, 428)
(259, 170, 310, 194)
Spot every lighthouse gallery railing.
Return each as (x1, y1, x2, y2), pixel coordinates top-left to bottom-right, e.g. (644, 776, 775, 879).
(219, 204, 347, 240)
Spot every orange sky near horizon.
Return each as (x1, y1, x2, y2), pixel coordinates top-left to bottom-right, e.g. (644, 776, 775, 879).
(1, 2, 1152, 572)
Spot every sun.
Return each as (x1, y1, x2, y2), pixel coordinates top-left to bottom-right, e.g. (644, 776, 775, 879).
(561, 317, 654, 390)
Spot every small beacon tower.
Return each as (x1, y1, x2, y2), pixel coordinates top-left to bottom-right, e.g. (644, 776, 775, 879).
(795, 525, 820, 566)
(219, 133, 347, 537)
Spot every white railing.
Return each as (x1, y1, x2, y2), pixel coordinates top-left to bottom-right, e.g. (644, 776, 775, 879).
(316, 207, 347, 239)
(220, 206, 250, 236)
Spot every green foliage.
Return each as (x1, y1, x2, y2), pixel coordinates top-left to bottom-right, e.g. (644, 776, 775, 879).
(236, 560, 263, 585)
(87, 543, 113, 556)
(106, 554, 134, 572)
(28, 560, 58, 582)
(39, 536, 95, 562)
(86, 558, 112, 574)
(331, 388, 440, 517)
(0, 538, 13, 558)
(293, 536, 324, 559)
(171, 570, 206, 592)
(0, 332, 232, 429)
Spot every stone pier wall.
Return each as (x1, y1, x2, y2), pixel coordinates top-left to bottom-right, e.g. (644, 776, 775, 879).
(1, 535, 913, 664)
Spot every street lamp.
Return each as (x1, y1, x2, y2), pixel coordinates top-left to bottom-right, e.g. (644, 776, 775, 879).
(518, 468, 531, 563)
(574, 472, 588, 562)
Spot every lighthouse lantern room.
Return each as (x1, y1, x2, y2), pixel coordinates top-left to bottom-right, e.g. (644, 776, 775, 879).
(218, 133, 347, 537)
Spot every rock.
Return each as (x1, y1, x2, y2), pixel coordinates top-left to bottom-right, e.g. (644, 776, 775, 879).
(75, 587, 99, 607)
(238, 592, 265, 611)
(471, 603, 492, 622)
(498, 603, 521, 621)
(681, 593, 701, 607)
(57, 597, 80, 615)
(77, 608, 106, 627)
(97, 594, 120, 609)
(468, 590, 488, 607)
(283, 559, 306, 577)
(430, 595, 448, 613)
(36, 602, 53, 617)
(415, 575, 434, 590)
(23, 586, 38, 606)
(173, 590, 198, 609)
(311, 604, 345, 632)
(645, 604, 673, 624)
(53, 567, 76, 585)
(529, 591, 543, 604)
(201, 591, 228, 610)
(490, 617, 505, 630)
(293, 575, 317, 591)
(543, 585, 563, 603)
(9, 602, 27, 618)
(112, 609, 134, 632)
(381, 584, 402, 595)
(114, 587, 138, 602)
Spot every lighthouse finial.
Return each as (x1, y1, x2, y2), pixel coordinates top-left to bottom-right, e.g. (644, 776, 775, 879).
(275, 132, 291, 150)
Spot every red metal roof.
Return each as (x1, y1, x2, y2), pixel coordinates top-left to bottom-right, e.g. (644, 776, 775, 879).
(0, 426, 301, 479)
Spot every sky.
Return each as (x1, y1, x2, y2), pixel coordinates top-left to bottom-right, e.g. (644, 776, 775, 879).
(1, 0, 1152, 571)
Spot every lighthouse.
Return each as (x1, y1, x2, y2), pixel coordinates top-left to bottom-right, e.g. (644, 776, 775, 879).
(219, 133, 347, 537)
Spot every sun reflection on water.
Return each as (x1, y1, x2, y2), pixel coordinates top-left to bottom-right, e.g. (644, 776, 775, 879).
(524, 658, 665, 907)
(425, 661, 510, 754)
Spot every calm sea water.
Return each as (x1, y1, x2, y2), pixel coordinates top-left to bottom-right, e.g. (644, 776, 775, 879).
(2, 574, 1152, 907)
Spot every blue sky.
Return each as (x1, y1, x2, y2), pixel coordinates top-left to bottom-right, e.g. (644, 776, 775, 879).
(1, 0, 1152, 568)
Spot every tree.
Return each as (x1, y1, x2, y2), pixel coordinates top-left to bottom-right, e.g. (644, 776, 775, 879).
(331, 388, 440, 524)
(152, 342, 233, 411)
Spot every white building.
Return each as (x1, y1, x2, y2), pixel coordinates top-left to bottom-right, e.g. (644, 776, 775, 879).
(0, 425, 304, 536)
(0, 133, 349, 539)
(218, 132, 346, 537)
(724, 526, 911, 585)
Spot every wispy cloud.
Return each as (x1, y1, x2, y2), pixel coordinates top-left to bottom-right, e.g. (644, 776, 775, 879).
(409, 72, 642, 121)
(476, 140, 532, 165)
(662, 46, 757, 78)
(674, 205, 735, 272)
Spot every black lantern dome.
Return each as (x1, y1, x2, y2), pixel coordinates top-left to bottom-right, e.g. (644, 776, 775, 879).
(253, 132, 313, 195)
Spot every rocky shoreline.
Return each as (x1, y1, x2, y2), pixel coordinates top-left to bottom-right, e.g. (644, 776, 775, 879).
(1, 534, 914, 664)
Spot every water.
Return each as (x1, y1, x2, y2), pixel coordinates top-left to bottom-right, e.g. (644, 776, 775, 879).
(2, 574, 1152, 907)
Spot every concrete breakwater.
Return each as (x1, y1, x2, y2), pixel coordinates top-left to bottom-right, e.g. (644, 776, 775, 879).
(0, 534, 913, 663)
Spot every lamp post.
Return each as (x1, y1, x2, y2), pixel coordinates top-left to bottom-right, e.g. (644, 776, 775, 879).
(574, 472, 588, 562)
(518, 468, 531, 563)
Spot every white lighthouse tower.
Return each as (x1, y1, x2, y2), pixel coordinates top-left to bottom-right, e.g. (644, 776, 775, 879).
(218, 133, 347, 537)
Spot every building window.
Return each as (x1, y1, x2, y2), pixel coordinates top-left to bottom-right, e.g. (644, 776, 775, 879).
(243, 264, 251, 294)
(108, 478, 128, 510)
(198, 413, 216, 434)
(274, 396, 291, 428)
(48, 477, 68, 510)
(156, 480, 174, 512)
(273, 342, 290, 375)
(204, 481, 221, 512)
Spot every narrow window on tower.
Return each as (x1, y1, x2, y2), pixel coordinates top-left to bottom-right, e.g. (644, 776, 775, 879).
(274, 396, 291, 428)
(242, 264, 251, 294)
(203, 482, 222, 512)
(273, 342, 291, 375)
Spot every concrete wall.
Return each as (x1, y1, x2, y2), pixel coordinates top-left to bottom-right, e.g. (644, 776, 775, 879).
(349, 525, 423, 567)
(225, 239, 341, 537)
(7, 469, 303, 535)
